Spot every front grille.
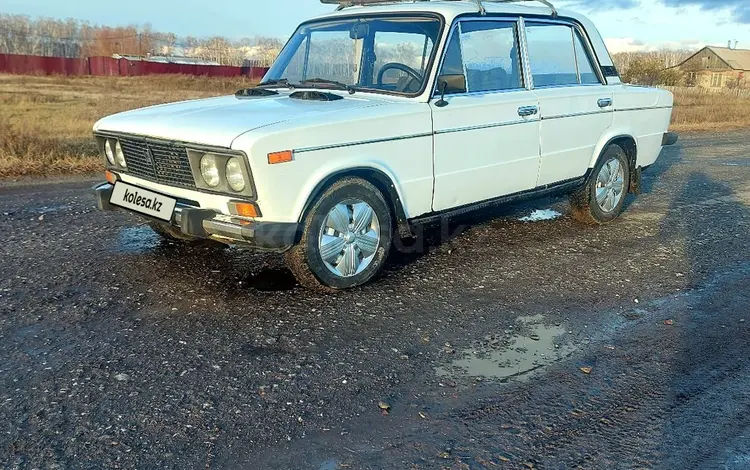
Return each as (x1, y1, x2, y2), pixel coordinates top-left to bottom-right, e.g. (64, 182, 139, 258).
(118, 138, 196, 189)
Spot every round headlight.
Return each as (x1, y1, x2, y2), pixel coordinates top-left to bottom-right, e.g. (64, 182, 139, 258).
(104, 140, 115, 165)
(114, 141, 127, 168)
(200, 154, 220, 188)
(225, 157, 246, 192)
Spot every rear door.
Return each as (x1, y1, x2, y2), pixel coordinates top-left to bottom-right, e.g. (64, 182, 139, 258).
(524, 21, 613, 186)
(430, 18, 540, 212)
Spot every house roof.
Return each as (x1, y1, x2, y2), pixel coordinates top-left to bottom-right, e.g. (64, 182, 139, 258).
(704, 46, 750, 71)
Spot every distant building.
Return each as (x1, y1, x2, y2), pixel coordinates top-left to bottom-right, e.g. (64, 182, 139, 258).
(676, 46, 750, 88)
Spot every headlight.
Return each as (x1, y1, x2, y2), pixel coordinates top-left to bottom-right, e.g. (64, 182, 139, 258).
(114, 140, 127, 168)
(200, 154, 220, 187)
(225, 157, 246, 192)
(104, 140, 115, 165)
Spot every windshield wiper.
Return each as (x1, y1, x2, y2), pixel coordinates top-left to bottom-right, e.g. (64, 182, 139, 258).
(299, 78, 357, 95)
(257, 78, 295, 89)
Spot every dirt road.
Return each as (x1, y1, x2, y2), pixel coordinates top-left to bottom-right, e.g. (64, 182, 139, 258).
(1, 131, 749, 469)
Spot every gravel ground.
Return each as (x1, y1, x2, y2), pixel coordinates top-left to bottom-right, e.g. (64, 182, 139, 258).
(1, 130, 749, 469)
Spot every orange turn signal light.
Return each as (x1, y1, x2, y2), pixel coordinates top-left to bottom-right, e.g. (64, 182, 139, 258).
(231, 202, 260, 218)
(268, 150, 293, 165)
(105, 170, 117, 184)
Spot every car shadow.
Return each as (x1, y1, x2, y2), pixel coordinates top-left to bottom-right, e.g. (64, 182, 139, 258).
(622, 142, 683, 211)
(386, 195, 561, 270)
(640, 142, 683, 195)
(656, 170, 750, 467)
(114, 143, 685, 294)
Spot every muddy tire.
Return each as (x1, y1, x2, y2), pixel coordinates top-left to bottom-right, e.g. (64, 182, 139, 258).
(285, 177, 392, 291)
(570, 144, 631, 225)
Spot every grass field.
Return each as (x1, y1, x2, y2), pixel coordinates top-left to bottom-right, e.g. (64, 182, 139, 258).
(0, 74, 258, 178)
(1, 75, 749, 178)
(667, 86, 750, 132)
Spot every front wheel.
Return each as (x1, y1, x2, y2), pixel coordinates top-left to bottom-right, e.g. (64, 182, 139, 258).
(285, 177, 392, 290)
(570, 144, 630, 224)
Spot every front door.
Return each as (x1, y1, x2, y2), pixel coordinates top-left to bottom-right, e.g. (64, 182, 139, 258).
(524, 21, 614, 185)
(430, 19, 541, 212)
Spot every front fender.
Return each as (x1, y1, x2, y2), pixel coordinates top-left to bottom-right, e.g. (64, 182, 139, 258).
(292, 158, 408, 223)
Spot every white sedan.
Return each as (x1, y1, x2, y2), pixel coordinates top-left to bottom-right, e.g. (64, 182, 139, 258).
(93, 0, 677, 289)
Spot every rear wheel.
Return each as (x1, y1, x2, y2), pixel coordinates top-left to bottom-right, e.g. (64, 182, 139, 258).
(570, 144, 630, 224)
(285, 177, 392, 290)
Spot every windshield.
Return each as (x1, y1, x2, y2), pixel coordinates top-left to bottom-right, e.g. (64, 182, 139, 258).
(263, 15, 442, 95)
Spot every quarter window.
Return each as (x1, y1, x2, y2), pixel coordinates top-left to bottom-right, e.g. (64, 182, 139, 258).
(525, 23, 601, 87)
(573, 31, 600, 84)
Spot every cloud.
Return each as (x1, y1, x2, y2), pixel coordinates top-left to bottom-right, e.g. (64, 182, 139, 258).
(562, 0, 640, 10)
(605, 37, 706, 53)
(562, 0, 750, 23)
(661, 0, 750, 23)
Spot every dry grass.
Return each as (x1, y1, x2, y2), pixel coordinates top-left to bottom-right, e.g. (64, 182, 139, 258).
(0, 75, 748, 178)
(0, 74, 258, 178)
(669, 86, 750, 132)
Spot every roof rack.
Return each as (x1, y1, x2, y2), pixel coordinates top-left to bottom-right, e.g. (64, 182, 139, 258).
(320, 0, 558, 18)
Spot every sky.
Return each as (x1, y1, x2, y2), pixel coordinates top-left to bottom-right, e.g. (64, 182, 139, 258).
(2, 0, 750, 53)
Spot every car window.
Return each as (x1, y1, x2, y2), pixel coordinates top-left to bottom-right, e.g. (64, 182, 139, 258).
(437, 20, 523, 94)
(374, 32, 435, 89)
(441, 30, 464, 77)
(306, 31, 358, 84)
(282, 36, 309, 83)
(460, 21, 522, 92)
(266, 16, 442, 95)
(525, 23, 579, 87)
(573, 31, 600, 84)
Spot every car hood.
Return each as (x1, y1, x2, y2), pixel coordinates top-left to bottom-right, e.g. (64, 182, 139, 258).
(93, 92, 388, 148)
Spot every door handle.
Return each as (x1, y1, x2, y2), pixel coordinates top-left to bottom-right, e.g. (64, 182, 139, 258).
(518, 105, 538, 117)
(598, 98, 613, 108)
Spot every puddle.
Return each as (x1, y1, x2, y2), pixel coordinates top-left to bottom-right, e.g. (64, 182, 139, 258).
(115, 226, 161, 254)
(437, 315, 575, 382)
(243, 268, 298, 292)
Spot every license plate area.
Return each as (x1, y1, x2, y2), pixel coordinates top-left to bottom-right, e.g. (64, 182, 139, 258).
(110, 182, 177, 222)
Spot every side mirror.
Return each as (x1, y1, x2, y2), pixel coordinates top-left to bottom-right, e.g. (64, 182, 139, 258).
(434, 74, 466, 108)
(435, 79, 449, 108)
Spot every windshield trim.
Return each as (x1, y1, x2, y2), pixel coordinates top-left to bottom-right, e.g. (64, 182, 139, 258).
(264, 11, 446, 99)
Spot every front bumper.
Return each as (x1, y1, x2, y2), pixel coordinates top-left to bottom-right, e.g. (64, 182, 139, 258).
(93, 183, 299, 252)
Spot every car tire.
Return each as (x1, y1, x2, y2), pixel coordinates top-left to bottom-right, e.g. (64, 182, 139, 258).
(149, 221, 201, 242)
(570, 144, 631, 224)
(285, 177, 393, 291)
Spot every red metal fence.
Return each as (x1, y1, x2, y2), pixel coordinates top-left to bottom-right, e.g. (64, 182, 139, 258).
(0, 54, 269, 79)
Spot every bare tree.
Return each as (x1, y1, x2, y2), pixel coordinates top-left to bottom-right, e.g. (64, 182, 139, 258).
(0, 13, 284, 66)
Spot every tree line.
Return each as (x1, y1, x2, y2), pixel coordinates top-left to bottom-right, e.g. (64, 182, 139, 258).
(613, 50, 746, 88)
(1, 13, 744, 87)
(612, 50, 691, 86)
(0, 14, 283, 66)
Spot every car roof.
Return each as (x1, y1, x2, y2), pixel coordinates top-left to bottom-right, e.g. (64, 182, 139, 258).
(311, 1, 616, 70)
(317, 1, 573, 22)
